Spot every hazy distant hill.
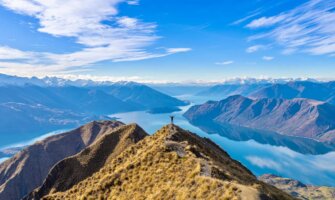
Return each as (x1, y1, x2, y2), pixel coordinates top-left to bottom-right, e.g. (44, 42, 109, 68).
(0, 121, 125, 200)
(0, 102, 107, 137)
(197, 81, 335, 105)
(196, 84, 269, 98)
(93, 82, 187, 109)
(26, 124, 294, 200)
(0, 74, 187, 139)
(250, 81, 335, 104)
(184, 95, 335, 144)
(0, 85, 137, 114)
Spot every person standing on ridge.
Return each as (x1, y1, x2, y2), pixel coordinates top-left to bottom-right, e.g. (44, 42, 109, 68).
(170, 116, 174, 124)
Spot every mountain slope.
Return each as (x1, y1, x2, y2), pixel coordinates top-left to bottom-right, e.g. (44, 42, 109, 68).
(0, 82, 186, 138)
(26, 123, 148, 199)
(0, 85, 136, 114)
(197, 84, 269, 98)
(0, 121, 124, 200)
(95, 82, 188, 109)
(184, 95, 335, 144)
(0, 102, 109, 139)
(259, 174, 335, 200)
(40, 124, 294, 200)
(250, 81, 335, 104)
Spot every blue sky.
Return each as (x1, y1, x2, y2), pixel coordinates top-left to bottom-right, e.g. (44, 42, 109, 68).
(0, 0, 335, 83)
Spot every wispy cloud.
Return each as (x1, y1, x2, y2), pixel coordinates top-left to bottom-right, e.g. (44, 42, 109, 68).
(262, 56, 274, 61)
(246, 0, 335, 56)
(231, 10, 262, 25)
(0, 0, 190, 76)
(246, 15, 286, 29)
(246, 45, 266, 53)
(215, 60, 234, 65)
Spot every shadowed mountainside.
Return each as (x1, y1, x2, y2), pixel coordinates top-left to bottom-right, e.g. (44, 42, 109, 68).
(26, 123, 148, 199)
(184, 95, 335, 144)
(0, 82, 187, 140)
(36, 124, 294, 200)
(0, 121, 124, 200)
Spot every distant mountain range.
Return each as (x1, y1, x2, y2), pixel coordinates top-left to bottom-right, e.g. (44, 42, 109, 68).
(197, 81, 335, 105)
(0, 74, 186, 141)
(184, 95, 335, 144)
(0, 73, 115, 87)
(0, 121, 294, 200)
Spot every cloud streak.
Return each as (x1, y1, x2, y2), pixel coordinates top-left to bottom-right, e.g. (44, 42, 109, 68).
(262, 56, 274, 61)
(246, 0, 335, 56)
(0, 0, 190, 76)
(215, 60, 234, 65)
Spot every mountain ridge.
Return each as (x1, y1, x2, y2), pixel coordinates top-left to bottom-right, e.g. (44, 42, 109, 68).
(26, 123, 148, 200)
(0, 120, 124, 200)
(184, 95, 335, 144)
(35, 124, 294, 200)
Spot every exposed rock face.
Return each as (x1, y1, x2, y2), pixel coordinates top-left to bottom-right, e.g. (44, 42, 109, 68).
(26, 123, 148, 199)
(37, 124, 294, 200)
(259, 174, 335, 200)
(0, 120, 124, 200)
(184, 95, 335, 144)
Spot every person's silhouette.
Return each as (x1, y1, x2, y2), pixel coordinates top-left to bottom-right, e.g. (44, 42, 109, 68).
(170, 116, 174, 124)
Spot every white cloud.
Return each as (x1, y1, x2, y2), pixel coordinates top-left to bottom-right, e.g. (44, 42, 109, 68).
(127, 0, 139, 5)
(246, 15, 286, 29)
(215, 60, 234, 65)
(246, 0, 335, 56)
(0, 46, 35, 59)
(262, 56, 274, 61)
(246, 45, 265, 53)
(166, 48, 192, 54)
(0, 0, 191, 76)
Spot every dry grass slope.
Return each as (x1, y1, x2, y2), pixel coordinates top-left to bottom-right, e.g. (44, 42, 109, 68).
(0, 120, 124, 200)
(43, 124, 295, 200)
(26, 123, 148, 199)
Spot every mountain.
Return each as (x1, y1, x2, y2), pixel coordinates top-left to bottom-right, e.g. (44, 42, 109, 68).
(0, 85, 137, 114)
(259, 174, 335, 200)
(196, 81, 335, 106)
(184, 95, 335, 144)
(250, 81, 335, 104)
(0, 75, 187, 141)
(196, 84, 270, 99)
(0, 102, 112, 146)
(31, 124, 294, 200)
(150, 84, 211, 96)
(0, 120, 125, 200)
(0, 74, 187, 112)
(27, 123, 148, 199)
(93, 82, 187, 109)
(0, 73, 113, 87)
